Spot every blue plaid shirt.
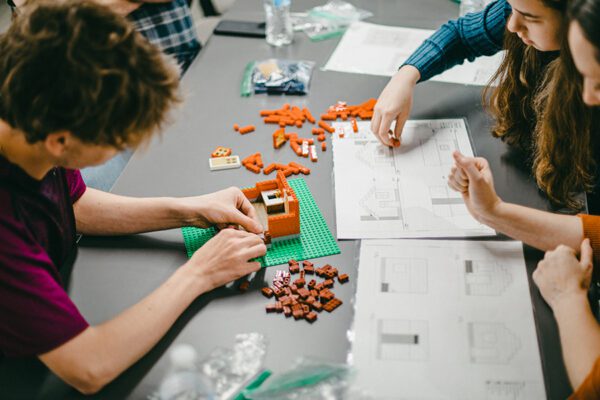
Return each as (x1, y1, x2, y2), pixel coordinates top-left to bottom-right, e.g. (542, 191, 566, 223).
(404, 0, 512, 82)
(128, 0, 201, 74)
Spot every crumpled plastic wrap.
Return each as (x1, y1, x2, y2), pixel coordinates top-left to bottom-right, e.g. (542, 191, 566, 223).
(242, 59, 315, 96)
(292, 1, 373, 41)
(242, 358, 370, 400)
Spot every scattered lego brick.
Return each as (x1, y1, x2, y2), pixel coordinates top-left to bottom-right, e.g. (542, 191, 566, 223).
(305, 311, 318, 323)
(233, 123, 240, 132)
(238, 125, 256, 135)
(261, 260, 348, 323)
(209, 155, 241, 171)
(238, 281, 250, 292)
(322, 298, 342, 312)
(321, 142, 327, 152)
(351, 118, 358, 133)
(318, 120, 335, 133)
(211, 146, 232, 158)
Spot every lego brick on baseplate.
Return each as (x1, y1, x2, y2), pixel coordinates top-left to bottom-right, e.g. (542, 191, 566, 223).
(181, 178, 340, 267)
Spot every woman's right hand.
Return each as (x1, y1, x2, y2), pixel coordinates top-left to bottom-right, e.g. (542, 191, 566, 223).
(371, 65, 420, 147)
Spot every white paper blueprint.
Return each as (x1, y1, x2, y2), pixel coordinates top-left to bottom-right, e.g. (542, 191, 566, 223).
(323, 21, 504, 86)
(351, 240, 546, 400)
(332, 119, 495, 238)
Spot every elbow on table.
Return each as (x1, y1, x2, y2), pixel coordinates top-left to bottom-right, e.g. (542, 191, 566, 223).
(67, 363, 115, 395)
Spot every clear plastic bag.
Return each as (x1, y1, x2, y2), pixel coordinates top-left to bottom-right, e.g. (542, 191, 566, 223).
(242, 358, 358, 400)
(241, 59, 315, 96)
(296, 1, 373, 41)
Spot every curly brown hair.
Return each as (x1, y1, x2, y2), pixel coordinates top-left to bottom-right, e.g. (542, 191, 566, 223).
(0, 0, 181, 149)
(484, 0, 597, 210)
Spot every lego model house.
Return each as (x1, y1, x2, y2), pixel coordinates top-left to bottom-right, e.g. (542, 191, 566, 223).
(242, 171, 300, 245)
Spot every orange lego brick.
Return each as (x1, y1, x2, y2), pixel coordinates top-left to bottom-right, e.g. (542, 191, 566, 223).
(263, 163, 277, 175)
(246, 164, 261, 174)
(264, 115, 281, 124)
(295, 120, 303, 128)
(318, 120, 335, 133)
(260, 109, 277, 117)
(321, 142, 327, 152)
(272, 128, 287, 149)
(303, 107, 316, 124)
(255, 153, 264, 168)
(317, 134, 326, 142)
(211, 146, 232, 158)
(239, 125, 256, 134)
(320, 113, 337, 121)
(233, 123, 239, 131)
(340, 113, 348, 120)
(351, 118, 358, 133)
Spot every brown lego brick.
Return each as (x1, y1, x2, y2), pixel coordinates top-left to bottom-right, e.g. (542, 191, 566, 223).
(312, 301, 323, 312)
(319, 290, 334, 303)
(300, 270, 305, 279)
(290, 284, 298, 294)
(305, 296, 316, 305)
(293, 309, 305, 320)
(308, 279, 316, 289)
(323, 279, 334, 288)
(325, 271, 336, 279)
(302, 260, 314, 268)
(338, 273, 349, 284)
(298, 288, 310, 299)
(305, 311, 318, 323)
(275, 302, 283, 313)
(283, 306, 292, 317)
(289, 264, 300, 274)
(273, 287, 284, 298)
(291, 303, 302, 312)
(288, 259, 298, 266)
(322, 298, 342, 312)
(314, 283, 324, 291)
(266, 304, 277, 313)
(261, 287, 274, 298)
(301, 304, 310, 314)
(294, 278, 306, 288)
(303, 265, 315, 275)
(238, 281, 250, 292)
(310, 289, 319, 298)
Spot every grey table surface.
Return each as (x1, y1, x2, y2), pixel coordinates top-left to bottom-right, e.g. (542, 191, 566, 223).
(1, 0, 571, 399)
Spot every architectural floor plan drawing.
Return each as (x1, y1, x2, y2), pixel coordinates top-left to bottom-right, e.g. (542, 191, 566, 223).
(332, 119, 495, 238)
(351, 240, 546, 399)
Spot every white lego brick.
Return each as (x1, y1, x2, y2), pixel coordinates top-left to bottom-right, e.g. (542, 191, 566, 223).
(209, 155, 241, 171)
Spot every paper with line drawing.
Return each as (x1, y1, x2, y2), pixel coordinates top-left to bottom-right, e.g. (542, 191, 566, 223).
(332, 119, 494, 238)
(350, 239, 546, 399)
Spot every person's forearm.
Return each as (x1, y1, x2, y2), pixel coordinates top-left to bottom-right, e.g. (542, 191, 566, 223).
(40, 264, 208, 393)
(481, 201, 583, 251)
(74, 188, 189, 235)
(553, 293, 600, 389)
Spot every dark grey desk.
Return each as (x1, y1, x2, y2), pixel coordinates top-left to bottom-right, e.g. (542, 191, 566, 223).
(0, 0, 570, 398)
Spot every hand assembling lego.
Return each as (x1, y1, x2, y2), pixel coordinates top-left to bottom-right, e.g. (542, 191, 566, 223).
(180, 187, 264, 233)
(371, 66, 421, 148)
(185, 228, 265, 292)
(447, 151, 502, 222)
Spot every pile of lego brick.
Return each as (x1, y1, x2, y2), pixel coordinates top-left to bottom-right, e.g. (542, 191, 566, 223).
(234, 99, 377, 175)
(261, 260, 349, 323)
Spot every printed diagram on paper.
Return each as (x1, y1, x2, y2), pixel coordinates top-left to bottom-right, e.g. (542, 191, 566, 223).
(351, 240, 546, 400)
(323, 21, 504, 86)
(332, 119, 494, 238)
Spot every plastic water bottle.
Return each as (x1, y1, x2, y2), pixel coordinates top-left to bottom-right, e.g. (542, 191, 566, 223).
(264, 0, 293, 47)
(158, 344, 215, 400)
(459, 0, 486, 16)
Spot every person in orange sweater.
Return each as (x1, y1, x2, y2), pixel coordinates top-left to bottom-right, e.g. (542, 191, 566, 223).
(448, 0, 600, 397)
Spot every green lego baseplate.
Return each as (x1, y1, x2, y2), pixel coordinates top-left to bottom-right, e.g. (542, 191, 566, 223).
(181, 178, 340, 267)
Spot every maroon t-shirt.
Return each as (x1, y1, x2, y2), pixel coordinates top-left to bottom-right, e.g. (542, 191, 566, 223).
(0, 155, 89, 357)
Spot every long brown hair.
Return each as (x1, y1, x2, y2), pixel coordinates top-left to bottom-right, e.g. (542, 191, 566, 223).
(484, 0, 595, 210)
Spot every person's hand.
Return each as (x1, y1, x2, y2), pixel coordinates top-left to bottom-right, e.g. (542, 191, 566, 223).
(447, 151, 502, 222)
(179, 187, 263, 234)
(371, 65, 420, 148)
(184, 228, 266, 294)
(533, 239, 593, 310)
